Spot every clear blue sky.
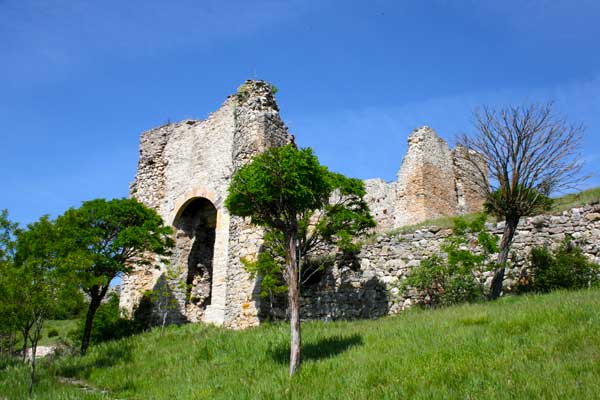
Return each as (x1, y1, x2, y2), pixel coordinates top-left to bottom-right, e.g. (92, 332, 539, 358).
(2, 0, 599, 226)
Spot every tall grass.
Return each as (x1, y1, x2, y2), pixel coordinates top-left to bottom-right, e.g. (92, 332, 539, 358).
(2, 289, 600, 399)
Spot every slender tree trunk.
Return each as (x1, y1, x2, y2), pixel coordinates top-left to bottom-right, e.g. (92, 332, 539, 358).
(21, 325, 31, 363)
(489, 216, 520, 300)
(28, 343, 36, 397)
(28, 316, 43, 397)
(286, 228, 301, 377)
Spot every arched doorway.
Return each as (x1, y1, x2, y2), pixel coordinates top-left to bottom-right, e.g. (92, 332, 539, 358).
(173, 197, 217, 321)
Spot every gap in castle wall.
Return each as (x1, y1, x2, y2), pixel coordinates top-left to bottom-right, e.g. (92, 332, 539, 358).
(173, 197, 217, 322)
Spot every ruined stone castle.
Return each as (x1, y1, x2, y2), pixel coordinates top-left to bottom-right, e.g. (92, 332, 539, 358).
(119, 80, 600, 328)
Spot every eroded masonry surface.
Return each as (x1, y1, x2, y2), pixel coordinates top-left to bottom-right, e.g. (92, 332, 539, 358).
(119, 80, 600, 328)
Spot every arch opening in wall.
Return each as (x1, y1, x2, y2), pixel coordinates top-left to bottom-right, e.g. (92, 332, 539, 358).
(173, 197, 217, 321)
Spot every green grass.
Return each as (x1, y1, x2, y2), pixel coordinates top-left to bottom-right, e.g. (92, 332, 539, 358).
(385, 213, 495, 236)
(552, 187, 600, 213)
(3, 289, 600, 399)
(37, 320, 79, 347)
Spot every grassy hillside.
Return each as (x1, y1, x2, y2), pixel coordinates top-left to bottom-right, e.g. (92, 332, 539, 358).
(2, 289, 600, 399)
(36, 320, 79, 347)
(552, 186, 600, 213)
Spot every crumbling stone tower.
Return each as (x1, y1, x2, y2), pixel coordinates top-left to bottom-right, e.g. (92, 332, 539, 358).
(364, 126, 486, 230)
(120, 81, 292, 328)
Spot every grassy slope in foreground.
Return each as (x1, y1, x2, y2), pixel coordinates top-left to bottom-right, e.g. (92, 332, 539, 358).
(2, 289, 600, 399)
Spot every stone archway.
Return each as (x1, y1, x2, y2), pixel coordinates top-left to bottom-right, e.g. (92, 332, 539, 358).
(173, 197, 217, 322)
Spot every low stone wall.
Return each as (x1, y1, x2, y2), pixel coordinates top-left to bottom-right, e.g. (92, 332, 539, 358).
(264, 204, 600, 321)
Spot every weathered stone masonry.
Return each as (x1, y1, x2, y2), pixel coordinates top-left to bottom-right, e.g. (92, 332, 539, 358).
(120, 81, 292, 329)
(294, 205, 600, 321)
(363, 126, 487, 231)
(119, 80, 599, 328)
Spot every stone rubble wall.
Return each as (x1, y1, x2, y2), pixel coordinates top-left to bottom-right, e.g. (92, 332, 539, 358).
(363, 178, 397, 232)
(285, 205, 600, 321)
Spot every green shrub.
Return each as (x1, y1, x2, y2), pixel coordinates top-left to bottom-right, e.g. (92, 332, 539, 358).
(400, 214, 498, 307)
(47, 329, 59, 338)
(525, 239, 599, 293)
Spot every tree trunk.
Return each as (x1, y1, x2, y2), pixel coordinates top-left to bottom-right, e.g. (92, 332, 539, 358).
(28, 343, 36, 397)
(28, 317, 43, 397)
(489, 216, 520, 300)
(81, 284, 109, 355)
(286, 228, 301, 377)
(21, 325, 31, 363)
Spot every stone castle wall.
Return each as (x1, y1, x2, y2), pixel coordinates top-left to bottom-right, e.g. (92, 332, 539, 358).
(363, 126, 487, 232)
(119, 80, 542, 329)
(288, 205, 600, 321)
(120, 81, 292, 329)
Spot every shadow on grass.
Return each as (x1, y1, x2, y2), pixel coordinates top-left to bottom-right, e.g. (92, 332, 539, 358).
(270, 334, 363, 364)
(56, 340, 133, 379)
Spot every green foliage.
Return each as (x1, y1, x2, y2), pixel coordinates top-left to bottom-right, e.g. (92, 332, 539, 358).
(56, 198, 174, 291)
(0, 209, 18, 263)
(269, 83, 279, 95)
(242, 251, 288, 300)
(54, 197, 174, 354)
(49, 286, 86, 320)
(226, 145, 331, 230)
(523, 239, 600, 293)
(485, 186, 553, 220)
(401, 214, 498, 307)
(0, 210, 20, 355)
(316, 172, 376, 254)
(226, 144, 375, 296)
(47, 329, 59, 338)
(14, 215, 79, 330)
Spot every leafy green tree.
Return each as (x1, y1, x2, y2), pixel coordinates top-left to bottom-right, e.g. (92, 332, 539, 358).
(14, 216, 76, 396)
(55, 198, 173, 355)
(458, 103, 586, 299)
(0, 210, 19, 357)
(225, 144, 375, 376)
(243, 173, 374, 306)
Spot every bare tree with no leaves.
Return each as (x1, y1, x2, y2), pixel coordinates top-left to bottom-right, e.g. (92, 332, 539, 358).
(457, 102, 586, 299)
